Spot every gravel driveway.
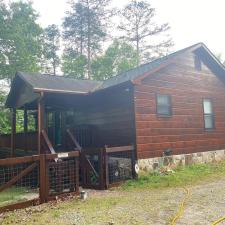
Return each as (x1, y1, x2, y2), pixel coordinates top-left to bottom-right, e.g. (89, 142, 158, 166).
(2, 178, 225, 225)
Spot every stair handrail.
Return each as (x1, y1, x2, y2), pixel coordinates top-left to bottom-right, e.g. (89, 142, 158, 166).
(41, 130, 56, 154)
(66, 129, 82, 151)
(66, 129, 99, 178)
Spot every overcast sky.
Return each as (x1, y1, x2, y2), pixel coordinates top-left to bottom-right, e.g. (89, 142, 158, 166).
(29, 0, 225, 59)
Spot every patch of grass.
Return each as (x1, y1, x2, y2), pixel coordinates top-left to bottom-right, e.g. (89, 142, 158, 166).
(122, 162, 225, 190)
(0, 186, 28, 206)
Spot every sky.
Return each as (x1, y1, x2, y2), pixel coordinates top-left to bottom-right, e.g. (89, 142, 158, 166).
(30, 0, 225, 60)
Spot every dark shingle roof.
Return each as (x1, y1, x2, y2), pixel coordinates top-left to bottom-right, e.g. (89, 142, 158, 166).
(16, 43, 204, 95)
(18, 72, 102, 94)
(99, 43, 203, 90)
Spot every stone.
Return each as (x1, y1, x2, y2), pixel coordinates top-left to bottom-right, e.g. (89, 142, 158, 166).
(138, 149, 225, 172)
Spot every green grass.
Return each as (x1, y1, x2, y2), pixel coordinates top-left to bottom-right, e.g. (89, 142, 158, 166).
(122, 162, 225, 190)
(0, 186, 28, 206)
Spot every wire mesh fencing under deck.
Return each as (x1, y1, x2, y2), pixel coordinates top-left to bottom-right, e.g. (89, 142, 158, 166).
(107, 150, 134, 185)
(0, 160, 39, 207)
(48, 158, 79, 196)
(84, 153, 101, 186)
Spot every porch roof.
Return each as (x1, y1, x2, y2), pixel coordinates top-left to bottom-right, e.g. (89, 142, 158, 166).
(15, 72, 102, 94)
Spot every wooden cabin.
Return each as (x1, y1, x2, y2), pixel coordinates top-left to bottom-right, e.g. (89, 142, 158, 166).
(2, 42, 225, 171)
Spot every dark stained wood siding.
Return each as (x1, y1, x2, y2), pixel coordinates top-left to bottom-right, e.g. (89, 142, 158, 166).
(74, 84, 135, 147)
(134, 51, 225, 159)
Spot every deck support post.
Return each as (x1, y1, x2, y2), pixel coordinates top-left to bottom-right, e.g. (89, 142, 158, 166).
(38, 92, 45, 154)
(10, 108, 16, 157)
(39, 154, 48, 203)
(99, 148, 106, 189)
(24, 107, 28, 151)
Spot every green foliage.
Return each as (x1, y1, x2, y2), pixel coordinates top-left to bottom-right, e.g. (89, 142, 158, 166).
(63, 0, 113, 78)
(16, 110, 25, 133)
(122, 162, 225, 190)
(216, 53, 225, 65)
(0, 1, 43, 82)
(92, 40, 138, 80)
(0, 91, 36, 134)
(0, 91, 11, 134)
(42, 24, 60, 75)
(0, 90, 25, 134)
(62, 48, 87, 79)
(118, 0, 173, 64)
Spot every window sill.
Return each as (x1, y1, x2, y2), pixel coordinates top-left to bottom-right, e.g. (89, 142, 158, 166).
(157, 114, 172, 118)
(204, 128, 215, 132)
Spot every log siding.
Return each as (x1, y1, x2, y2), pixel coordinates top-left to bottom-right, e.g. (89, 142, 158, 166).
(134, 52, 225, 159)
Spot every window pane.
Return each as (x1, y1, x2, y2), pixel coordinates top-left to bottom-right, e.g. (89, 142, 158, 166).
(204, 115, 214, 129)
(158, 105, 170, 115)
(203, 99, 212, 114)
(157, 95, 169, 105)
(157, 94, 171, 116)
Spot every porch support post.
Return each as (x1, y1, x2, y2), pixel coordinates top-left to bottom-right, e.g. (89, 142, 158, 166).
(24, 107, 28, 151)
(38, 92, 45, 154)
(11, 108, 16, 157)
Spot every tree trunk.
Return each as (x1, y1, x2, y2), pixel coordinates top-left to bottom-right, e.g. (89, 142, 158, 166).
(53, 59, 56, 75)
(135, 12, 140, 66)
(80, 7, 83, 55)
(136, 38, 140, 66)
(87, 0, 91, 79)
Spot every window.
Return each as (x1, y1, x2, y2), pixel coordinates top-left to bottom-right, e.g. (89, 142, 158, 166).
(156, 94, 172, 116)
(203, 99, 214, 129)
(194, 55, 202, 71)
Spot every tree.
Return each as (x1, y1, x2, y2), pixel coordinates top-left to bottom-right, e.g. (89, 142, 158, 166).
(92, 40, 138, 80)
(0, 91, 11, 134)
(62, 48, 87, 79)
(63, 0, 113, 79)
(0, 1, 43, 82)
(42, 24, 60, 75)
(118, 0, 173, 64)
(216, 53, 225, 65)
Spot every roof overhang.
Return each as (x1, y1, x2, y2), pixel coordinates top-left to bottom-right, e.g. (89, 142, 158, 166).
(5, 72, 90, 109)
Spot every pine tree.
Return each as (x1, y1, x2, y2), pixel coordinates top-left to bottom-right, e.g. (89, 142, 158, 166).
(62, 48, 87, 79)
(62, 0, 113, 79)
(118, 0, 173, 64)
(42, 24, 60, 75)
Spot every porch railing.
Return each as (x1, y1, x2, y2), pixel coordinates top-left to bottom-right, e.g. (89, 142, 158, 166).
(0, 132, 37, 157)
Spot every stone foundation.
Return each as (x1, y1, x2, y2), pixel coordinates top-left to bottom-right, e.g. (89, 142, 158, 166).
(138, 149, 225, 171)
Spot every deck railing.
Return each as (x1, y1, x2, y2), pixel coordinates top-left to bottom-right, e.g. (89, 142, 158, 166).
(0, 132, 38, 157)
(0, 151, 80, 212)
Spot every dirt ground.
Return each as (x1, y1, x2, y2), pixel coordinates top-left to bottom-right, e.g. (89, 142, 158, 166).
(1, 177, 225, 225)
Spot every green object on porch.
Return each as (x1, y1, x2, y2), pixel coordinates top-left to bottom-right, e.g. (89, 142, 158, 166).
(55, 111, 62, 147)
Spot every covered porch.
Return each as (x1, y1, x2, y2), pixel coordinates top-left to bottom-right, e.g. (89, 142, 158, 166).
(0, 72, 136, 191)
(3, 72, 136, 155)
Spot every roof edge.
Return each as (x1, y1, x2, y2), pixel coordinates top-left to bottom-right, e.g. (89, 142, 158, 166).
(33, 87, 88, 95)
(131, 42, 225, 84)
